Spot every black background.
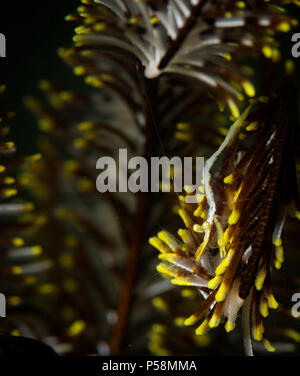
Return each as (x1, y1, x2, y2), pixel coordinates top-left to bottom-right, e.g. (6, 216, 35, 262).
(0, 1, 81, 154)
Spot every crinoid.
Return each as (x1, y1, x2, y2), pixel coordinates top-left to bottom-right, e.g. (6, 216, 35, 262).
(66, 0, 298, 119)
(150, 89, 300, 355)
(0, 85, 51, 339)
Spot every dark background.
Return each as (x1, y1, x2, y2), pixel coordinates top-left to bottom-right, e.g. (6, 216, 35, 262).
(0, 1, 82, 155)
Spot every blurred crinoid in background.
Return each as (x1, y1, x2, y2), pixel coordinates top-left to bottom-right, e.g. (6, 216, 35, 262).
(0, 0, 300, 356)
(0, 85, 49, 342)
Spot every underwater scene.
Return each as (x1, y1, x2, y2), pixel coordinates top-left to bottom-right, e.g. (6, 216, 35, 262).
(0, 0, 300, 358)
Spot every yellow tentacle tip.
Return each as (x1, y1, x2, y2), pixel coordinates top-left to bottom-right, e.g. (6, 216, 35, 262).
(263, 339, 276, 353)
(242, 81, 256, 97)
(267, 294, 279, 309)
(195, 319, 209, 335)
(208, 314, 221, 329)
(224, 174, 234, 184)
(184, 314, 198, 326)
(225, 321, 235, 333)
(207, 275, 223, 290)
(228, 209, 240, 225)
(215, 284, 228, 302)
